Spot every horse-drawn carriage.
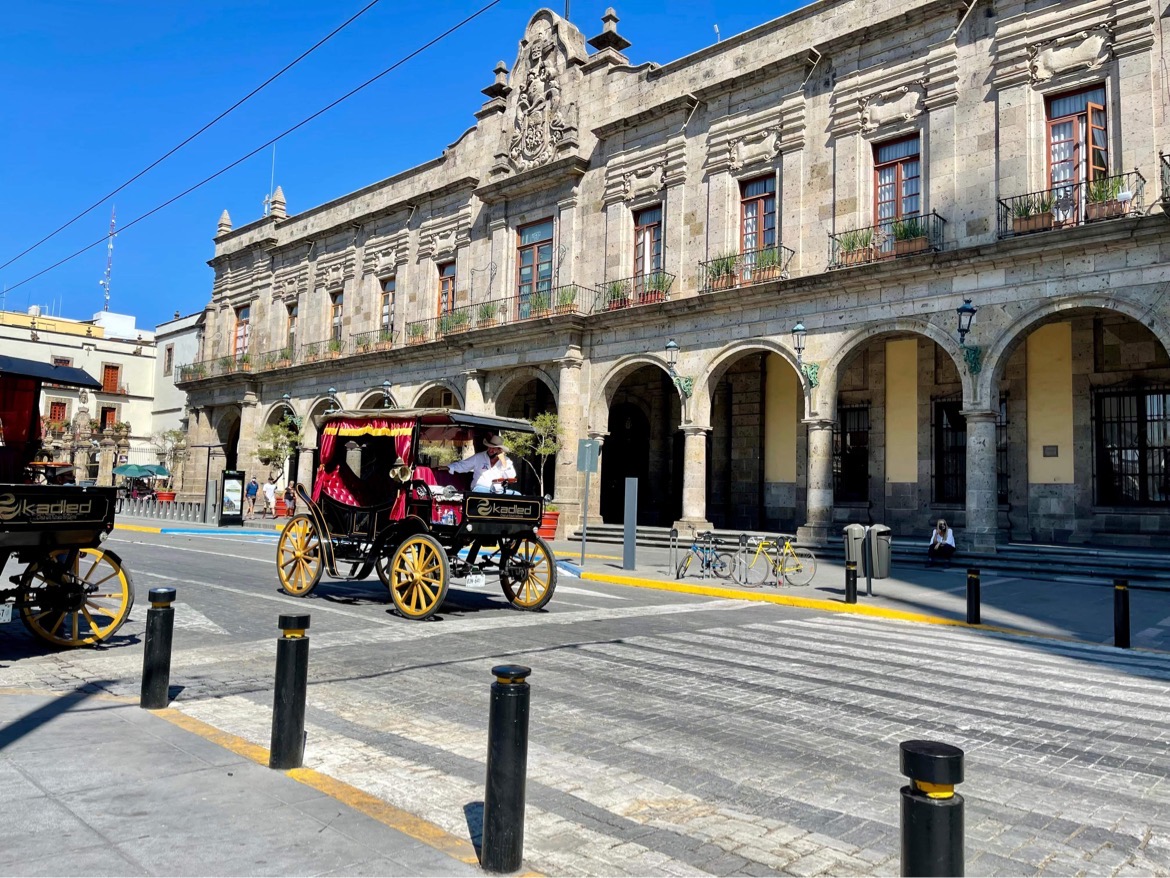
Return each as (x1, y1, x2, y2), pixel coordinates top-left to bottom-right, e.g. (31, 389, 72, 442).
(277, 408, 557, 620)
(0, 355, 134, 647)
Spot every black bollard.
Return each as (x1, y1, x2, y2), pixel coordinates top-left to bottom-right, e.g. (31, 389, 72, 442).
(269, 613, 310, 770)
(900, 740, 965, 877)
(482, 664, 532, 873)
(140, 587, 177, 709)
(966, 569, 981, 626)
(1114, 580, 1130, 649)
(845, 561, 858, 604)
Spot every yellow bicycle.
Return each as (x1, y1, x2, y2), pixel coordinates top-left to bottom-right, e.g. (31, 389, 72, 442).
(731, 535, 817, 587)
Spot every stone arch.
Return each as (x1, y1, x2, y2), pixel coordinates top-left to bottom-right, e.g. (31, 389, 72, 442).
(589, 355, 675, 433)
(822, 318, 973, 413)
(412, 380, 464, 409)
(213, 406, 242, 472)
(977, 294, 1170, 402)
(692, 338, 806, 427)
(300, 396, 338, 448)
(493, 366, 559, 415)
(356, 389, 398, 410)
(261, 401, 300, 427)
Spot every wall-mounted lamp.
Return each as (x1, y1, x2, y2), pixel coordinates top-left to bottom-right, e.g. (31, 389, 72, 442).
(326, 387, 342, 414)
(279, 393, 303, 428)
(791, 321, 807, 365)
(956, 298, 982, 374)
(663, 338, 693, 398)
(381, 380, 395, 408)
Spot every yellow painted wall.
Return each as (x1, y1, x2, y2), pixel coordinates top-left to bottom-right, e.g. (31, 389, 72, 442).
(1026, 322, 1074, 483)
(885, 339, 919, 482)
(0, 310, 104, 337)
(764, 354, 797, 482)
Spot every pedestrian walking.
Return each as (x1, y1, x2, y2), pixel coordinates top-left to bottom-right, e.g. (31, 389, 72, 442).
(245, 477, 259, 519)
(283, 484, 297, 518)
(263, 478, 277, 519)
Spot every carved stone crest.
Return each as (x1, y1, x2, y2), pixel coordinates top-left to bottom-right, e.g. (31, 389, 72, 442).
(506, 13, 583, 173)
(1028, 26, 1112, 83)
(622, 163, 665, 202)
(729, 128, 780, 171)
(859, 83, 925, 133)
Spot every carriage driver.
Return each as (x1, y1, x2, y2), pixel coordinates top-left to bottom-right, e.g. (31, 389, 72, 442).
(436, 433, 517, 493)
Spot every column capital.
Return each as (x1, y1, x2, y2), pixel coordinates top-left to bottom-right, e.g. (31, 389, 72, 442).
(802, 417, 835, 431)
(681, 424, 711, 437)
(961, 408, 998, 423)
(461, 368, 483, 379)
(554, 356, 583, 371)
(587, 430, 608, 443)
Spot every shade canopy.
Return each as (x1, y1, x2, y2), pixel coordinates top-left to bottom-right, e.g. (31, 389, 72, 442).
(0, 354, 102, 390)
(113, 463, 157, 479)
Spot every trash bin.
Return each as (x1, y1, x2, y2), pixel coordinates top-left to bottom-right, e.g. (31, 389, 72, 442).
(843, 523, 867, 567)
(867, 524, 893, 579)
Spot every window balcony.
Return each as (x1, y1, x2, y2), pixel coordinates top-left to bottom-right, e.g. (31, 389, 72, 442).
(1161, 153, 1169, 205)
(591, 273, 676, 312)
(300, 337, 347, 364)
(997, 170, 1145, 238)
(405, 284, 600, 346)
(828, 213, 945, 270)
(100, 384, 132, 396)
(698, 246, 794, 292)
(252, 346, 298, 371)
(352, 327, 398, 354)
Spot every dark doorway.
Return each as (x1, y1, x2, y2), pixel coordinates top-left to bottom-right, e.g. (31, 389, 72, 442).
(601, 403, 650, 523)
(500, 379, 558, 499)
(223, 419, 240, 472)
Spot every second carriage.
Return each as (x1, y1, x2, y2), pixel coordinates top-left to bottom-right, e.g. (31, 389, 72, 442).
(276, 408, 557, 620)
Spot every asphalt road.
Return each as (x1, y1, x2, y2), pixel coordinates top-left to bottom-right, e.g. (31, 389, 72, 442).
(2, 530, 1169, 876)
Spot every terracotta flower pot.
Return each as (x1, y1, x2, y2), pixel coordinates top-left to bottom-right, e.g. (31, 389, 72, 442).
(537, 510, 560, 540)
(156, 490, 176, 503)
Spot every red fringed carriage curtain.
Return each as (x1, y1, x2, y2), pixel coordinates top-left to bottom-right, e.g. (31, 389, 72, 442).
(0, 377, 40, 482)
(311, 417, 416, 503)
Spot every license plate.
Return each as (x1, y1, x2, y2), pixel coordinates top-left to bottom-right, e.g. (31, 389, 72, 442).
(0, 604, 11, 624)
(465, 572, 487, 589)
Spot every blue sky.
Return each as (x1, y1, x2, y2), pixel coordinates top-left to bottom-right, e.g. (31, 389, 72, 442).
(1, 1, 798, 329)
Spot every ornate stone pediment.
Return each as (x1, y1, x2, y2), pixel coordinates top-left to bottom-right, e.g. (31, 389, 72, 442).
(499, 10, 586, 175)
(859, 82, 926, 133)
(1028, 25, 1112, 83)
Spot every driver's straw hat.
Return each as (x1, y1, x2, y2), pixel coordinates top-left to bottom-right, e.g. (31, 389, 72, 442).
(485, 434, 507, 450)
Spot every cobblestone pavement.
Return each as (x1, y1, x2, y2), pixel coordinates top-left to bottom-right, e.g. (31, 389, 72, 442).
(2, 532, 1169, 876)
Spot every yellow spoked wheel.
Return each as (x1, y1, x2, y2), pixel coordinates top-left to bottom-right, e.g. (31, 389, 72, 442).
(277, 515, 324, 596)
(19, 548, 135, 648)
(499, 535, 557, 611)
(388, 534, 449, 620)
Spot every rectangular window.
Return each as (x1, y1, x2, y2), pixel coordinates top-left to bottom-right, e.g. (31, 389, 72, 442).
(438, 262, 456, 315)
(1048, 86, 1107, 224)
(933, 397, 966, 504)
(101, 364, 121, 394)
(1094, 386, 1170, 506)
(163, 344, 174, 375)
(234, 305, 251, 358)
(833, 404, 871, 503)
(330, 292, 344, 341)
(286, 303, 298, 351)
(634, 206, 663, 277)
(380, 277, 396, 333)
(48, 400, 68, 423)
(516, 220, 554, 315)
(739, 176, 777, 257)
(100, 406, 117, 429)
(874, 136, 921, 224)
(52, 356, 72, 368)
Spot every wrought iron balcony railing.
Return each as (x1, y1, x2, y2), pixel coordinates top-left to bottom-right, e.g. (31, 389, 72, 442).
(828, 213, 945, 270)
(1161, 153, 1169, 204)
(299, 336, 348, 364)
(351, 327, 398, 354)
(997, 170, 1145, 238)
(698, 246, 795, 292)
(591, 272, 676, 313)
(405, 284, 599, 346)
(252, 346, 298, 371)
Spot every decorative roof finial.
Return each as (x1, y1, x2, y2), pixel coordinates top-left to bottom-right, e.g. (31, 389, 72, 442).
(217, 210, 232, 235)
(481, 60, 511, 100)
(270, 186, 287, 220)
(588, 7, 631, 53)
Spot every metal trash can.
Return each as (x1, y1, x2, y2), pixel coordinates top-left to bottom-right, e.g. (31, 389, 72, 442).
(843, 523, 867, 568)
(867, 524, 893, 579)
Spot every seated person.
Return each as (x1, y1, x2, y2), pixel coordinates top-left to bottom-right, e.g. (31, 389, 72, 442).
(436, 434, 517, 493)
(927, 518, 956, 566)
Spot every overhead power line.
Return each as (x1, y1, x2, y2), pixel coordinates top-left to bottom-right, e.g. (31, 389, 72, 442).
(2, 0, 503, 298)
(0, 0, 387, 273)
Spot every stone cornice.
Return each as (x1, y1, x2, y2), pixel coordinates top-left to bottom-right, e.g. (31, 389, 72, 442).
(591, 94, 699, 141)
(473, 156, 589, 205)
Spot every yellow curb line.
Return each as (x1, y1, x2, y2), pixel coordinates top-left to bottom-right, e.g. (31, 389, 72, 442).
(114, 523, 162, 534)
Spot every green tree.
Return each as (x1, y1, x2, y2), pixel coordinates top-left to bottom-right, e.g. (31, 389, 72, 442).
(150, 428, 189, 491)
(255, 417, 302, 480)
(502, 412, 563, 501)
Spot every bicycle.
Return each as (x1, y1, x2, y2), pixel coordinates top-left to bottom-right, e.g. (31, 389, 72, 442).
(731, 534, 817, 587)
(675, 530, 734, 580)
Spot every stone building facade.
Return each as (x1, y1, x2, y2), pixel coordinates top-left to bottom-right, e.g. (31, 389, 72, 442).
(177, 0, 1170, 549)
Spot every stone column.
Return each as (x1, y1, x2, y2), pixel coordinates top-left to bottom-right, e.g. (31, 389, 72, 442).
(673, 425, 713, 532)
(552, 357, 584, 535)
(297, 447, 317, 490)
(97, 428, 116, 487)
(797, 418, 835, 546)
(963, 408, 999, 553)
(462, 370, 486, 413)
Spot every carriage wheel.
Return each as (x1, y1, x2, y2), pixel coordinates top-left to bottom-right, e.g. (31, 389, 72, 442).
(277, 515, 324, 596)
(499, 534, 557, 611)
(388, 534, 449, 620)
(18, 548, 135, 648)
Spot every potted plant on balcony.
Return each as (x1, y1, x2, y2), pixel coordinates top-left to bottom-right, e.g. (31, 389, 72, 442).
(705, 254, 737, 291)
(302, 341, 321, 363)
(1086, 176, 1128, 221)
(750, 247, 784, 282)
(529, 290, 552, 317)
(640, 272, 671, 303)
(837, 228, 875, 266)
(555, 285, 578, 314)
(150, 428, 188, 502)
(276, 347, 294, 368)
(375, 328, 394, 350)
(478, 301, 503, 327)
(407, 322, 428, 345)
(217, 355, 235, 375)
(501, 412, 563, 539)
(326, 337, 344, 359)
(237, 352, 252, 372)
(605, 279, 631, 310)
(892, 216, 930, 257)
(1012, 194, 1055, 234)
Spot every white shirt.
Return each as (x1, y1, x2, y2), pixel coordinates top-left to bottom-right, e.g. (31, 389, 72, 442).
(447, 450, 516, 492)
(263, 482, 277, 504)
(928, 527, 955, 548)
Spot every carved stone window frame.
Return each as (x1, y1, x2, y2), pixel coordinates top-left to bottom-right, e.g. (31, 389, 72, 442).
(1029, 72, 1116, 192)
(863, 122, 929, 226)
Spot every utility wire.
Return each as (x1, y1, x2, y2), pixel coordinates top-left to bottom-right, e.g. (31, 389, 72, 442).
(0, 0, 387, 273)
(2, 0, 502, 297)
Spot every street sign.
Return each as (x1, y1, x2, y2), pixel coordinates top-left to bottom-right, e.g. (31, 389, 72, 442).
(577, 438, 599, 473)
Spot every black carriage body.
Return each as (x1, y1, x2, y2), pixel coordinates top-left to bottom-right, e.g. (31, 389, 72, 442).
(0, 484, 117, 555)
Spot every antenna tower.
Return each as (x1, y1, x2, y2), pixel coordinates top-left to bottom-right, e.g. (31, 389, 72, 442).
(99, 206, 116, 311)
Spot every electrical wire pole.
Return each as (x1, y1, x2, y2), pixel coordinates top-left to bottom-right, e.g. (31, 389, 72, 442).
(99, 206, 116, 311)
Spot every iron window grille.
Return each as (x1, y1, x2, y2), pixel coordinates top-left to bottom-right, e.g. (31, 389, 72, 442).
(833, 404, 871, 503)
(996, 395, 1010, 506)
(932, 395, 965, 504)
(1092, 384, 1170, 507)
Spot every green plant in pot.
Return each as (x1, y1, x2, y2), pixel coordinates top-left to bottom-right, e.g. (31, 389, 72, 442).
(705, 253, 737, 290)
(555, 285, 578, 312)
(408, 322, 427, 343)
(605, 280, 630, 309)
(837, 228, 874, 265)
(501, 412, 564, 537)
(642, 272, 671, 301)
(891, 216, 928, 256)
(1087, 175, 1127, 221)
(750, 247, 783, 280)
(1012, 193, 1055, 234)
(327, 337, 344, 356)
(478, 301, 502, 325)
(531, 289, 551, 313)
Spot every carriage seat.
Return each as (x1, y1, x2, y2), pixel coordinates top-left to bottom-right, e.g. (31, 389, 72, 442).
(317, 466, 398, 509)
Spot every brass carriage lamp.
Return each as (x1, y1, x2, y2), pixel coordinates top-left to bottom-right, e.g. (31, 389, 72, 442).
(956, 299, 977, 346)
(791, 321, 807, 366)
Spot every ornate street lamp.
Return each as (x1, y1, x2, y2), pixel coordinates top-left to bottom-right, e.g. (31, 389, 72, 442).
(278, 393, 303, 428)
(663, 338, 692, 399)
(326, 387, 342, 414)
(791, 321, 807, 365)
(381, 379, 394, 409)
(956, 298, 977, 346)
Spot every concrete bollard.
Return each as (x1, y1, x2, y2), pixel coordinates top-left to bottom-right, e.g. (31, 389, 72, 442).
(482, 664, 532, 873)
(845, 561, 858, 604)
(900, 740, 965, 877)
(269, 613, 310, 770)
(966, 569, 980, 626)
(140, 587, 176, 709)
(1114, 580, 1130, 649)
